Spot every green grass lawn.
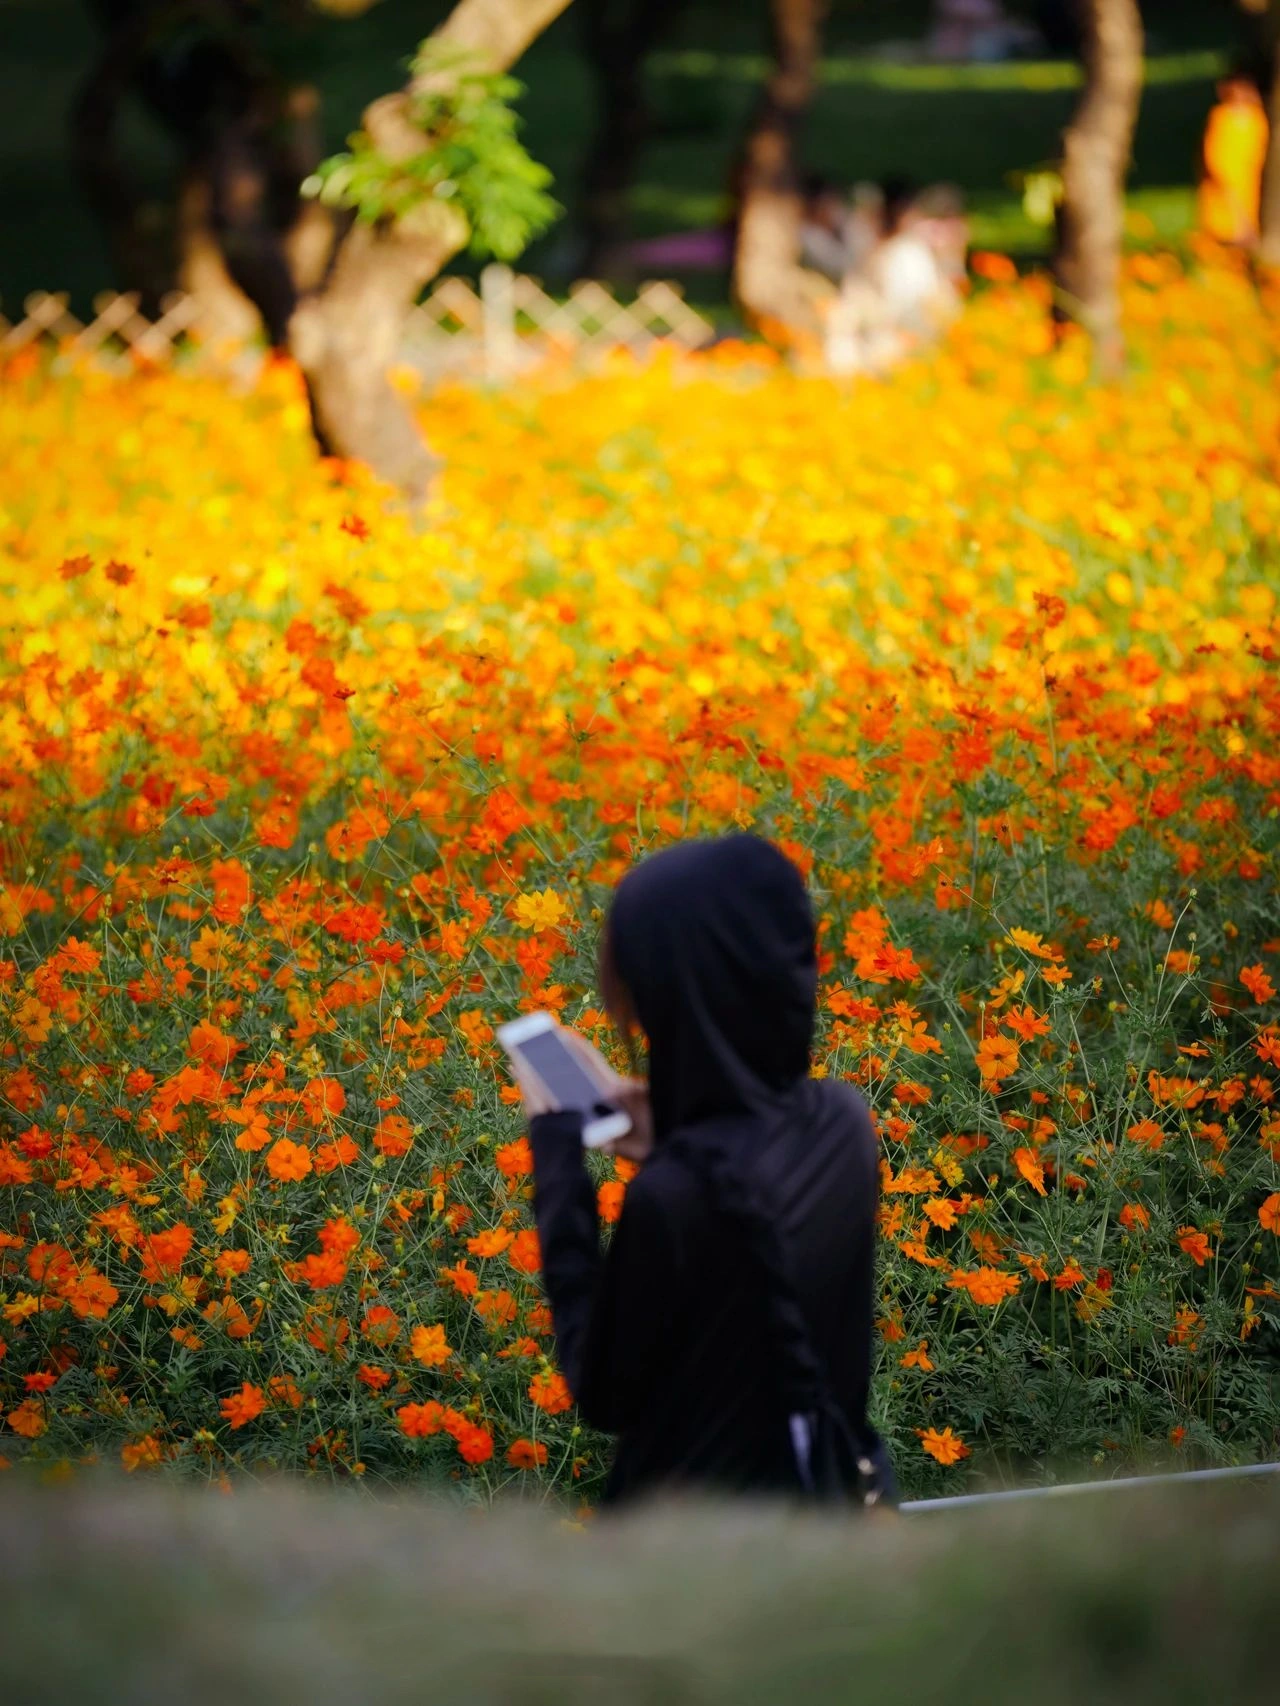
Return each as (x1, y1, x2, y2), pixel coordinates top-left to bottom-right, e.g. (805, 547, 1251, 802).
(0, 1, 1238, 317)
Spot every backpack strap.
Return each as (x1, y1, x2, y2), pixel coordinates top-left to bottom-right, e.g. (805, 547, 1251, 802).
(662, 1118, 891, 1509)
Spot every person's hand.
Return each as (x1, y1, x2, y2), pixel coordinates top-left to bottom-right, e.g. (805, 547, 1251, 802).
(558, 1033, 653, 1161)
(604, 1077, 654, 1165)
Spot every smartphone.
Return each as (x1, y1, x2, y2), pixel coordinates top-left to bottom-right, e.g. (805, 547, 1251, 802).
(497, 1013, 631, 1149)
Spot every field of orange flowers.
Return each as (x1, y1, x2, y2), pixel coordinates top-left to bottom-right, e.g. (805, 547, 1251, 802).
(1, 254, 1279, 1500)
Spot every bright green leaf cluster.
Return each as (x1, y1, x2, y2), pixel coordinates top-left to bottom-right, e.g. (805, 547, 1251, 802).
(304, 42, 559, 261)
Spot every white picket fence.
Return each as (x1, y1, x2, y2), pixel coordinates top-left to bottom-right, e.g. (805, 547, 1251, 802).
(0, 265, 716, 381)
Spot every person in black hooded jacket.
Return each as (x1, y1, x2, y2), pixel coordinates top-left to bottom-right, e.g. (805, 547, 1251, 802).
(524, 833, 889, 1507)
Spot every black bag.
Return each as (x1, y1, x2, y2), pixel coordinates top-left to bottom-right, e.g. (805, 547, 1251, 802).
(665, 1119, 896, 1512)
(787, 1406, 895, 1511)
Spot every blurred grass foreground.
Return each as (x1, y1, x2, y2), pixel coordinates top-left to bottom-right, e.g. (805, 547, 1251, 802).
(2, 1476, 1279, 1705)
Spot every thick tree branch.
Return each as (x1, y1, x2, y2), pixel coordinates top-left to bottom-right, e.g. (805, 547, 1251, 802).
(287, 0, 575, 495)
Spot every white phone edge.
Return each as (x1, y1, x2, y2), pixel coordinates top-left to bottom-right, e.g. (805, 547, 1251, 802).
(497, 1011, 556, 1048)
(581, 1109, 631, 1150)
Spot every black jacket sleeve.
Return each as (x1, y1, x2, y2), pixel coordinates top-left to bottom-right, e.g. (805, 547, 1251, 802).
(530, 1114, 687, 1433)
(529, 1111, 601, 1399)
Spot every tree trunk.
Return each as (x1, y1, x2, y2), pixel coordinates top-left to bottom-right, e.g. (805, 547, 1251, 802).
(1052, 0, 1144, 372)
(732, 0, 828, 336)
(77, 5, 335, 339)
(176, 170, 264, 346)
(578, 0, 685, 277)
(287, 0, 573, 496)
(1256, 2, 1280, 265)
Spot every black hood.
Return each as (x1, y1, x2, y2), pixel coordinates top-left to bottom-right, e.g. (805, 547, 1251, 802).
(607, 834, 817, 1140)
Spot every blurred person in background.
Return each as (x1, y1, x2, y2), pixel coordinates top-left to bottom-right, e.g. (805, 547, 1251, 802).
(865, 178, 964, 334)
(1198, 72, 1270, 248)
(927, 0, 1040, 63)
(799, 176, 883, 283)
(515, 835, 890, 1509)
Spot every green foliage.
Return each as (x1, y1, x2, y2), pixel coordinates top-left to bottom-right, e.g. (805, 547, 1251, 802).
(305, 42, 560, 262)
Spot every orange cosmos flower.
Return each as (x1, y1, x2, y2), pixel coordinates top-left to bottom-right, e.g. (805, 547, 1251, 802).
(230, 1111, 272, 1153)
(975, 1034, 1020, 1086)
(314, 1134, 360, 1171)
(495, 1137, 533, 1179)
(922, 1197, 957, 1229)
(14, 997, 52, 1045)
(6, 1397, 47, 1439)
(475, 1289, 517, 1327)
(597, 1181, 626, 1223)
(62, 1268, 119, 1320)
(1119, 1202, 1150, 1232)
(214, 1249, 252, 1279)
(1011, 1147, 1047, 1195)
(318, 1215, 361, 1258)
(1002, 1004, 1051, 1041)
(948, 1267, 1020, 1305)
(529, 1371, 573, 1414)
(899, 1238, 950, 1269)
(410, 1323, 452, 1366)
(187, 1020, 240, 1070)
(203, 1295, 260, 1340)
(439, 1260, 480, 1297)
(456, 1010, 494, 1053)
(139, 1223, 194, 1282)
(900, 1341, 934, 1371)
(467, 1228, 513, 1258)
(1168, 1307, 1202, 1348)
(219, 1382, 266, 1429)
(453, 1423, 494, 1465)
(1126, 1118, 1166, 1150)
(372, 1113, 414, 1157)
(883, 1166, 942, 1196)
(0, 1144, 33, 1187)
(1177, 1226, 1213, 1266)
(869, 944, 923, 983)
(121, 1434, 165, 1472)
(268, 1375, 304, 1409)
(919, 1426, 970, 1465)
(287, 1251, 347, 1290)
(360, 1305, 400, 1346)
(1005, 928, 1057, 960)
(1148, 1073, 1204, 1110)
(499, 1336, 542, 1359)
(506, 1438, 548, 1469)
(265, 1137, 312, 1182)
(398, 1401, 446, 1438)
(1257, 1193, 1280, 1234)
(1241, 964, 1276, 1003)
(301, 1075, 346, 1126)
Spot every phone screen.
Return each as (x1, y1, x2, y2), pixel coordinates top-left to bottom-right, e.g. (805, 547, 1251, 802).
(513, 1030, 612, 1114)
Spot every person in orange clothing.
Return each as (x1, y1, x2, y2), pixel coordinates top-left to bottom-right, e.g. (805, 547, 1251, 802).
(1198, 75, 1270, 247)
